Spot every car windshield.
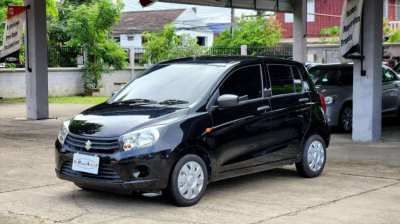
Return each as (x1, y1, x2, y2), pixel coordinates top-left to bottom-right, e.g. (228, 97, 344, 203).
(110, 63, 228, 105)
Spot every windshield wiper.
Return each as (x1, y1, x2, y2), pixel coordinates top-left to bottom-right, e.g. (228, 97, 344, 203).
(112, 98, 157, 105)
(158, 99, 189, 105)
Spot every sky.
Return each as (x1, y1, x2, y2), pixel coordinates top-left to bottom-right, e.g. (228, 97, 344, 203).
(123, 0, 258, 23)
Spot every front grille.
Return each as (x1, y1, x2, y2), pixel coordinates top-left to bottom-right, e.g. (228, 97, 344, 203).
(61, 161, 121, 181)
(65, 133, 120, 154)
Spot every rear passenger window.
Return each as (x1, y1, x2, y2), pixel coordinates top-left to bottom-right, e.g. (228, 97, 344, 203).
(292, 66, 304, 92)
(268, 65, 295, 95)
(220, 65, 262, 100)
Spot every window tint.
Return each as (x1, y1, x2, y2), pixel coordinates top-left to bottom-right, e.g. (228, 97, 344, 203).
(338, 68, 353, 86)
(268, 65, 295, 95)
(308, 67, 353, 86)
(293, 66, 311, 92)
(383, 68, 398, 82)
(220, 65, 262, 100)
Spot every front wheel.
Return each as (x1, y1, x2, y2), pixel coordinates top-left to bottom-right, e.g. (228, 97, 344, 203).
(296, 135, 327, 178)
(165, 154, 208, 207)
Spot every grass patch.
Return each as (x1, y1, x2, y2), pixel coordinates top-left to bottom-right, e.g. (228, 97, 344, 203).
(0, 96, 109, 105)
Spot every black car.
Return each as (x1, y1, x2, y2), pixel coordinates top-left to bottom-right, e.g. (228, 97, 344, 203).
(55, 56, 330, 206)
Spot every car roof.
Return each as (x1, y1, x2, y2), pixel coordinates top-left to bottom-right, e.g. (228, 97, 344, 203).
(159, 56, 302, 67)
(308, 63, 353, 70)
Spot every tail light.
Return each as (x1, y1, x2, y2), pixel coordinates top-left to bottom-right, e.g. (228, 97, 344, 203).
(319, 94, 327, 113)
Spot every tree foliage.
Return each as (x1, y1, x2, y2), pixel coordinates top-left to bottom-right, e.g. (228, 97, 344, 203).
(66, 0, 127, 93)
(383, 19, 400, 43)
(319, 26, 340, 44)
(141, 24, 205, 64)
(213, 16, 282, 48)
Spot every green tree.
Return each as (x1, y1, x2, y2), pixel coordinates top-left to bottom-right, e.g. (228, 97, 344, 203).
(383, 19, 400, 43)
(67, 0, 127, 94)
(141, 24, 205, 64)
(213, 16, 282, 48)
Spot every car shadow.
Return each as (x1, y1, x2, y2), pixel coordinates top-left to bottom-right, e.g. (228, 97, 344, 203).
(59, 168, 299, 208)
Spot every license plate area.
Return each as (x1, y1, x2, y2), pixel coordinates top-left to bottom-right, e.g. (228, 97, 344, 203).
(72, 153, 99, 175)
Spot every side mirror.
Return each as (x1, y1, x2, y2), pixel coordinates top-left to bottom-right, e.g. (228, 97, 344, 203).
(217, 94, 239, 107)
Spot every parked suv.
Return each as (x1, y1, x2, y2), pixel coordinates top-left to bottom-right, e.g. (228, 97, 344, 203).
(55, 56, 330, 206)
(307, 64, 400, 132)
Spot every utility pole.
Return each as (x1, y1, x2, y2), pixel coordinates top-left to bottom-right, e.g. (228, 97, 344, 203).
(230, 8, 235, 36)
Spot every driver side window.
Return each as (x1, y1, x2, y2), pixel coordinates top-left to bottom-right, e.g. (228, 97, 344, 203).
(219, 65, 263, 100)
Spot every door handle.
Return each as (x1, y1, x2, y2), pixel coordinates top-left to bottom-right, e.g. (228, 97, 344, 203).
(257, 105, 270, 111)
(298, 98, 310, 103)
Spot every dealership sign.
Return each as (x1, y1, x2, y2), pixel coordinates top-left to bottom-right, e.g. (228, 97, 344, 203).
(340, 0, 364, 58)
(0, 6, 27, 59)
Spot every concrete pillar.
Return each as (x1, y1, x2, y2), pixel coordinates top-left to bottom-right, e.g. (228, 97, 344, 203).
(25, 0, 48, 120)
(293, 0, 307, 63)
(352, 0, 383, 142)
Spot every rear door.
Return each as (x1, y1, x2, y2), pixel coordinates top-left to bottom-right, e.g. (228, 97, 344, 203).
(266, 64, 311, 160)
(209, 64, 273, 178)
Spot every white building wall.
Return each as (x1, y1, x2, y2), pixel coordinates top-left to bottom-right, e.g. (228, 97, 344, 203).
(0, 68, 145, 98)
(118, 34, 142, 48)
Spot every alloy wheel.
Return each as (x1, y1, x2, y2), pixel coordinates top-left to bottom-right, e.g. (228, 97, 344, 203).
(307, 140, 325, 172)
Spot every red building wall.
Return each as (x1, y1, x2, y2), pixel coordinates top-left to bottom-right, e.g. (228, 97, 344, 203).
(276, 0, 398, 39)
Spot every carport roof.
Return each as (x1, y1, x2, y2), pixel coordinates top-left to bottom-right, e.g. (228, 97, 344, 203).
(157, 0, 294, 12)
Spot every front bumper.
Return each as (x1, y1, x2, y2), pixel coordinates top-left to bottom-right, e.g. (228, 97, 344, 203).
(55, 141, 174, 193)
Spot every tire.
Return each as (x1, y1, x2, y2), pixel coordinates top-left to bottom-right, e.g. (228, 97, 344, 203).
(339, 104, 352, 133)
(165, 154, 208, 207)
(296, 135, 327, 178)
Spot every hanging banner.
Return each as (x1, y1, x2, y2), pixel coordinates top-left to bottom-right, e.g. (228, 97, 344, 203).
(0, 6, 27, 59)
(340, 0, 364, 58)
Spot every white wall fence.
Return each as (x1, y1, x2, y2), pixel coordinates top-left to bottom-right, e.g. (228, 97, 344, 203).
(0, 67, 145, 98)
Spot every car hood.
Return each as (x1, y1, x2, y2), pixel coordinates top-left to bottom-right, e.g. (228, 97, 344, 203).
(68, 103, 190, 138)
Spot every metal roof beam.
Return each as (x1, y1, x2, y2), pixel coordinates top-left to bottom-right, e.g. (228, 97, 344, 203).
(157, 0, 294, 12)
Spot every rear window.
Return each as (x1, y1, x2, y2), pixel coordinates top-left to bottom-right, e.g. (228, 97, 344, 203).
(308, 66, 353, 86)
(268, 65, 295, 95)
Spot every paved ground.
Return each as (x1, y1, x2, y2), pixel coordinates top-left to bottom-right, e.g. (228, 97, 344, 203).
(0, 103, 400, 224)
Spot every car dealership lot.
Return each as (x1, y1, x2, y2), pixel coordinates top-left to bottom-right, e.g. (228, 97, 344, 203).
(0, 104, 400, 224)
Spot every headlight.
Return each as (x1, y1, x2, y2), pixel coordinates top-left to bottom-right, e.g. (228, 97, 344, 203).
(324, 96, 335, 105)
(121, 126, 161, 151)
(58, 120, 70, 145)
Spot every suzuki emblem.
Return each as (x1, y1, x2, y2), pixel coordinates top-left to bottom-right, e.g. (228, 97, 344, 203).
(85, 140, 92, 151)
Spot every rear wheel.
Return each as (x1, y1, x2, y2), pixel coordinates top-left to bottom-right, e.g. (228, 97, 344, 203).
(339, 104, 352, 132)
(296, 135, 327, 178)
(165, 154, 208, 207)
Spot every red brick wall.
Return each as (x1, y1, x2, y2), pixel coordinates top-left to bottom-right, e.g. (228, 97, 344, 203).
(276, 0, 398, 39)
(388, 0, 396, 21)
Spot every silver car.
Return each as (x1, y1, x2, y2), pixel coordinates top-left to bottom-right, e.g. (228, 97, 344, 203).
(307, 64, 400, 132)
